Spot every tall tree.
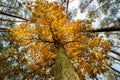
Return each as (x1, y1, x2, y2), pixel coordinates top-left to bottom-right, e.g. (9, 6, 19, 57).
(0, 0, 113, 80)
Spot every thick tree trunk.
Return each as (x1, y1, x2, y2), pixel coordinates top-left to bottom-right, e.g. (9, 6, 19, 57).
(54, 43, 80, 80)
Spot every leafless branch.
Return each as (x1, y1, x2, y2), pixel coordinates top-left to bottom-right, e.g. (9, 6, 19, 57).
(0, 10, 29, 21)
(107, 55, 120, 62)
(86, 27, 120, 32)
(110, 50, 120, 56)
(0, 27, 10, 32)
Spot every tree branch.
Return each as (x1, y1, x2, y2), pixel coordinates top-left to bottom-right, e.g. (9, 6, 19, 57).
(107, 55, 120, 62)
(105, 66, 120, 77)
(66, 0, 69, 13)
(86, 27, 120, 32)
(0, 28, 10, 32)
(0, 11, 29, 21)
(109, 67, 120, 75)
(110, 50, 120, 56)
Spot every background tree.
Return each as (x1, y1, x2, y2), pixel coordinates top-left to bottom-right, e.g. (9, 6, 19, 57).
(0, 0, 31, 79)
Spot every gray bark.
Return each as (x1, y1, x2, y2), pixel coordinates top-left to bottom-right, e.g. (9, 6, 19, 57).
(54, 43, 80, 80)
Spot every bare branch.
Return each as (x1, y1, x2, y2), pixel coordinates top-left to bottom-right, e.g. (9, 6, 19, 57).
(107, 55, 120, 62)
(66, 0, 69, 13)
(0, 11, 30, 21)
(109, 67, 120, 75)
(105, 66, 120, 77)
(110, 50, 120, 56)
(86, 27, 120, 32)
(0, 27, 10, 32)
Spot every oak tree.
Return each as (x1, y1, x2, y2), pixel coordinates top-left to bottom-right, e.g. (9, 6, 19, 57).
(0, 0, 111, 80)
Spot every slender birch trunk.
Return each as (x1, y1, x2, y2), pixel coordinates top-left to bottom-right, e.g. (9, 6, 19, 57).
(54, 43, 80, 80)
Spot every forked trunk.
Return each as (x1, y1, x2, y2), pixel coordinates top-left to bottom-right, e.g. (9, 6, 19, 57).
(54, 43, 80, 80)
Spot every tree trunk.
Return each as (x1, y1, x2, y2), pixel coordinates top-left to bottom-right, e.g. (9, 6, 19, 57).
(110, 50, 120, 56)
(87, 27, 120, 32)
(54, 43, 80, 80)
(0, 11, 29, 21)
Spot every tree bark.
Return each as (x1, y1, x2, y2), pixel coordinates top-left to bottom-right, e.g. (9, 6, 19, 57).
(87, 27, 120, 32)
(0, 28, 10, 32)
(110, 50, 120, 56)
(0, 11, 29, 21)
(54, 43, 80, 80)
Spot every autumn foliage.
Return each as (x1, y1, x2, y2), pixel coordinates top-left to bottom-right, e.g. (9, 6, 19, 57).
(1, 0, 111, 79)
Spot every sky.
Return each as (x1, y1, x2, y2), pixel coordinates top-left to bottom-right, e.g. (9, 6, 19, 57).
(47, 0, 101, 28)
